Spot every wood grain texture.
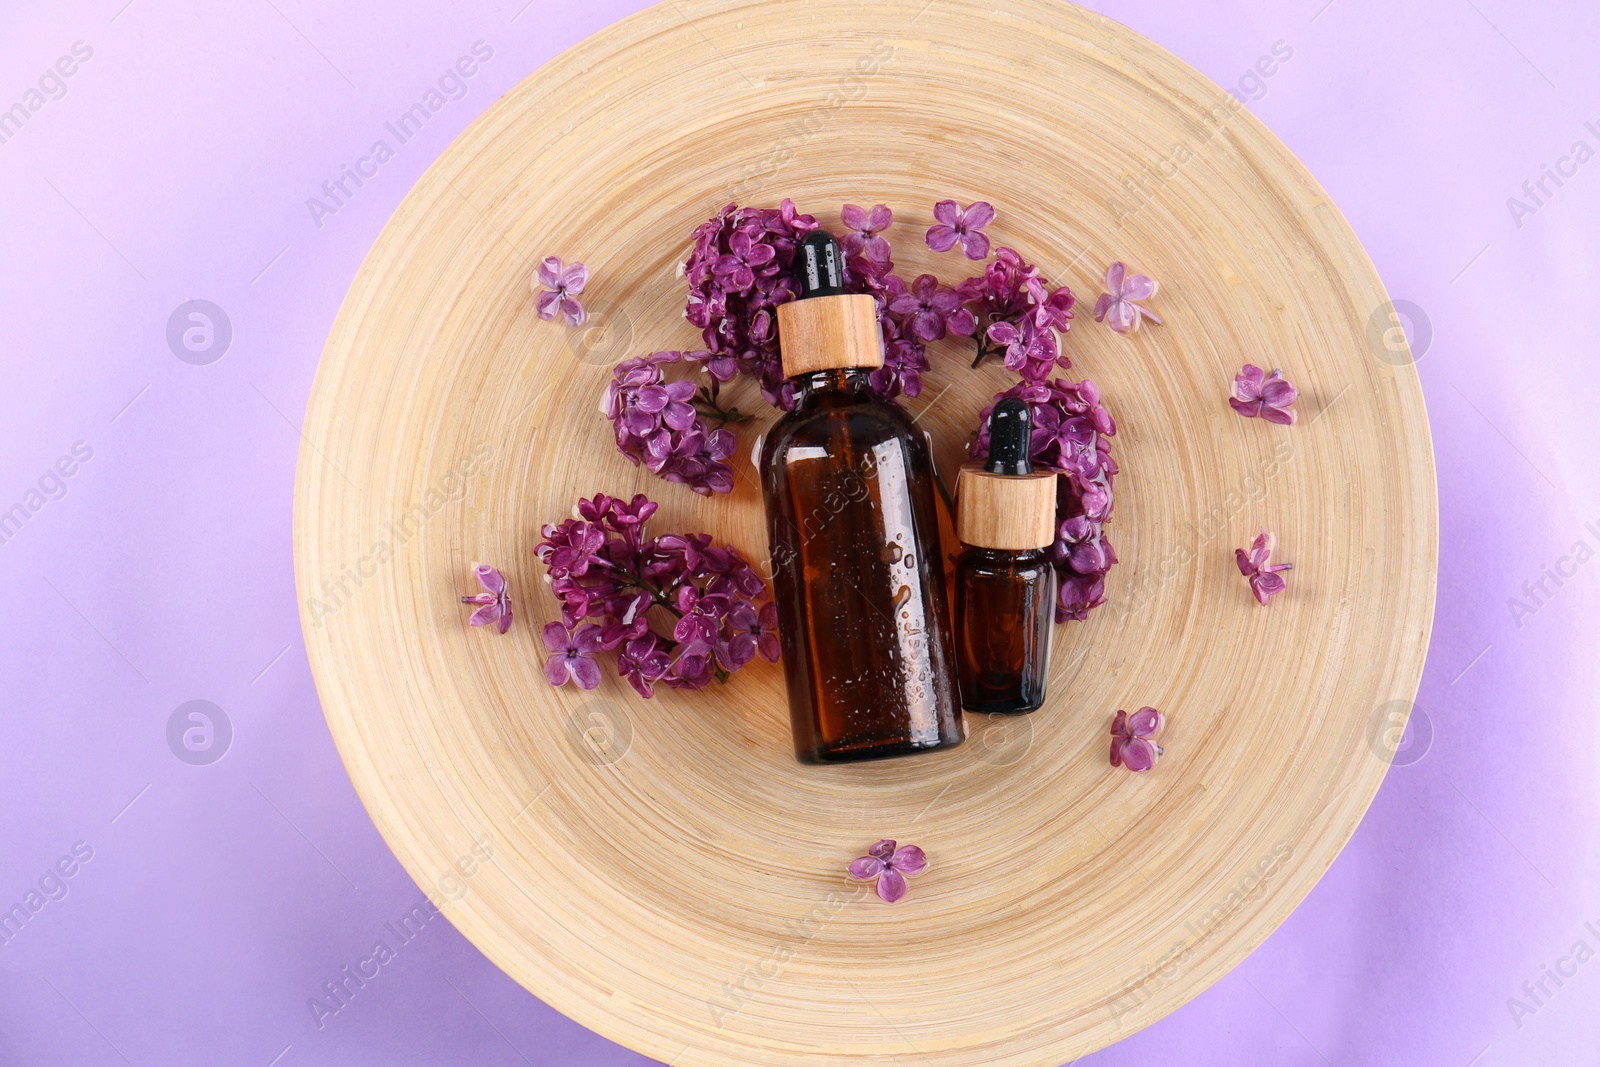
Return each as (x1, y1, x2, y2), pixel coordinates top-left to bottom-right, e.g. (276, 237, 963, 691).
(956, 468, 1059, 550)
(776, 293, 884, 376)
(291, 1, 1437, 1064)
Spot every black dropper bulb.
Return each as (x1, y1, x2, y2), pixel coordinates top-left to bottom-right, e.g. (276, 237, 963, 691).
(794, 229, 846, 300)
(985, 397, 1033, 476)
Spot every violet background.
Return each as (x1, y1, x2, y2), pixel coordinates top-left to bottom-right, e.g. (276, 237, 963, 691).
(1, 0, 1596, 1063)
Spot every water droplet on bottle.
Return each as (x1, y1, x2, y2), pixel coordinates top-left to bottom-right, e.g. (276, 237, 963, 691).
(902, 554, 914, 567)
(881, 543, 903, 564)
(891, 585, 911, 610)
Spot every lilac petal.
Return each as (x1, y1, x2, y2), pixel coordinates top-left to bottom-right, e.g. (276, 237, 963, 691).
(1249, 538, 1273, 572)
(567, 655, 600, 690)
(932, 199, 961, 225)
(541, 621, 573, 653)
(560, 296, 586, 326)
(887, 293, 919, 317)
(867, 838, 896, 861)
(890, 845, 926, 874)
(876, 867, 908, 903)
(1105, 261, 1126, 294)
(840, 203, 867, 230)
(867, 203, 893, 230)
(1235, 547, 1255, 576)
(496, 606, 513, 635)
(1136, 303, 1163, 326)
(474, 565, 505, 595)
(1121, 272, 1157, 301)
(1233, 365, 1265, 400)
(1092, 293, 1114, 322)
(1127, 707, 1162, 737)
(1119, 737, 1158, 772)
(1105, 300, 1137, 333)
(544, 655, 572, 687)
(718, 633, 756, 671)
(960, 230, 991, 260)
(623, 407, 660, 437)
(911, 310, 944, 342)
(468, 603, 501, 627)
(925, 224, 958, 252)
(963, 201, 995, 229)
(1259, 377, 1298, 407)
(1228, 397, 1262, 418)
(1254, 570, 1288, 598)
(633, 385, 668, 413)
(537, 256, 563, 289)
(1111, 709, 1129, 737)
(987, 320, 1019, 345)
(662, 401, 698, 432)
(848, 855, 886, 880)
(534, 289, 561, 320)
(1110, 736, 1125, 768)
(1260, 403, 1297, 426)
(573, 624, 605, 654)
(561, 261, 589, 293)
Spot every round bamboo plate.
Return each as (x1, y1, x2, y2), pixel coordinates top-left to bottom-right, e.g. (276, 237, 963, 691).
(292, 1, 1437, 1063)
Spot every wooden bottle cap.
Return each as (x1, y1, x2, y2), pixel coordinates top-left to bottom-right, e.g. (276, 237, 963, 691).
(775, 294, 883, 378)
(955, 465, 1058, 550)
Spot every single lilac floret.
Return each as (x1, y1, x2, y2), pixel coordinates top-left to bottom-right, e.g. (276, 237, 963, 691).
(460, 564, 513, 634)
(1110, 707, 1164, 771)
(534, 256, 588, 326)
(847, 838, 928, 903)
(542, 621, 604, 689)
(1229, 364, 1298, 425)
(840, 203, 893, 262)
(926, 199, 995, 260)
(1236, 529, 1293, 605)
(1092, 261, 1162, 334)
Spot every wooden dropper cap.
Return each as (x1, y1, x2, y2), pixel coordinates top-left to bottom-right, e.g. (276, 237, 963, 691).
(956, 398, 1058, 550)
(775, 230, 883, 378)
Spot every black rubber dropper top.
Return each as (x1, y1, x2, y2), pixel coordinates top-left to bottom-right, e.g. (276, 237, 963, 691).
(794, 229, 846, 299)
(985, 397, 1033, 475)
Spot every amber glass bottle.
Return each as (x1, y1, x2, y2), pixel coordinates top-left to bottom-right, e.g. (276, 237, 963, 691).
(954, 398, 1059, 714)
(760, 230, 964, 764)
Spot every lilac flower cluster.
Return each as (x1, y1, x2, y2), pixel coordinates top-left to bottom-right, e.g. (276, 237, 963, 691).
(535, 492, 777, 696)
(602, 351, 737, 496)
(1236, 529, 1292, 606)
(681, 199, 815, 409)
(956, 246, 1077, 380)
(680, 199, 947, 407)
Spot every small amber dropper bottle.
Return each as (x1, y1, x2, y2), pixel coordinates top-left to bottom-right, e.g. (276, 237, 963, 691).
(954, 398, 1059, 714)
(760, 230, 964, 763)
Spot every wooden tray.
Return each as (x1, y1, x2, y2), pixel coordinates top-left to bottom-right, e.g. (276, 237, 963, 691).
(293, 2, 1436, 1063)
